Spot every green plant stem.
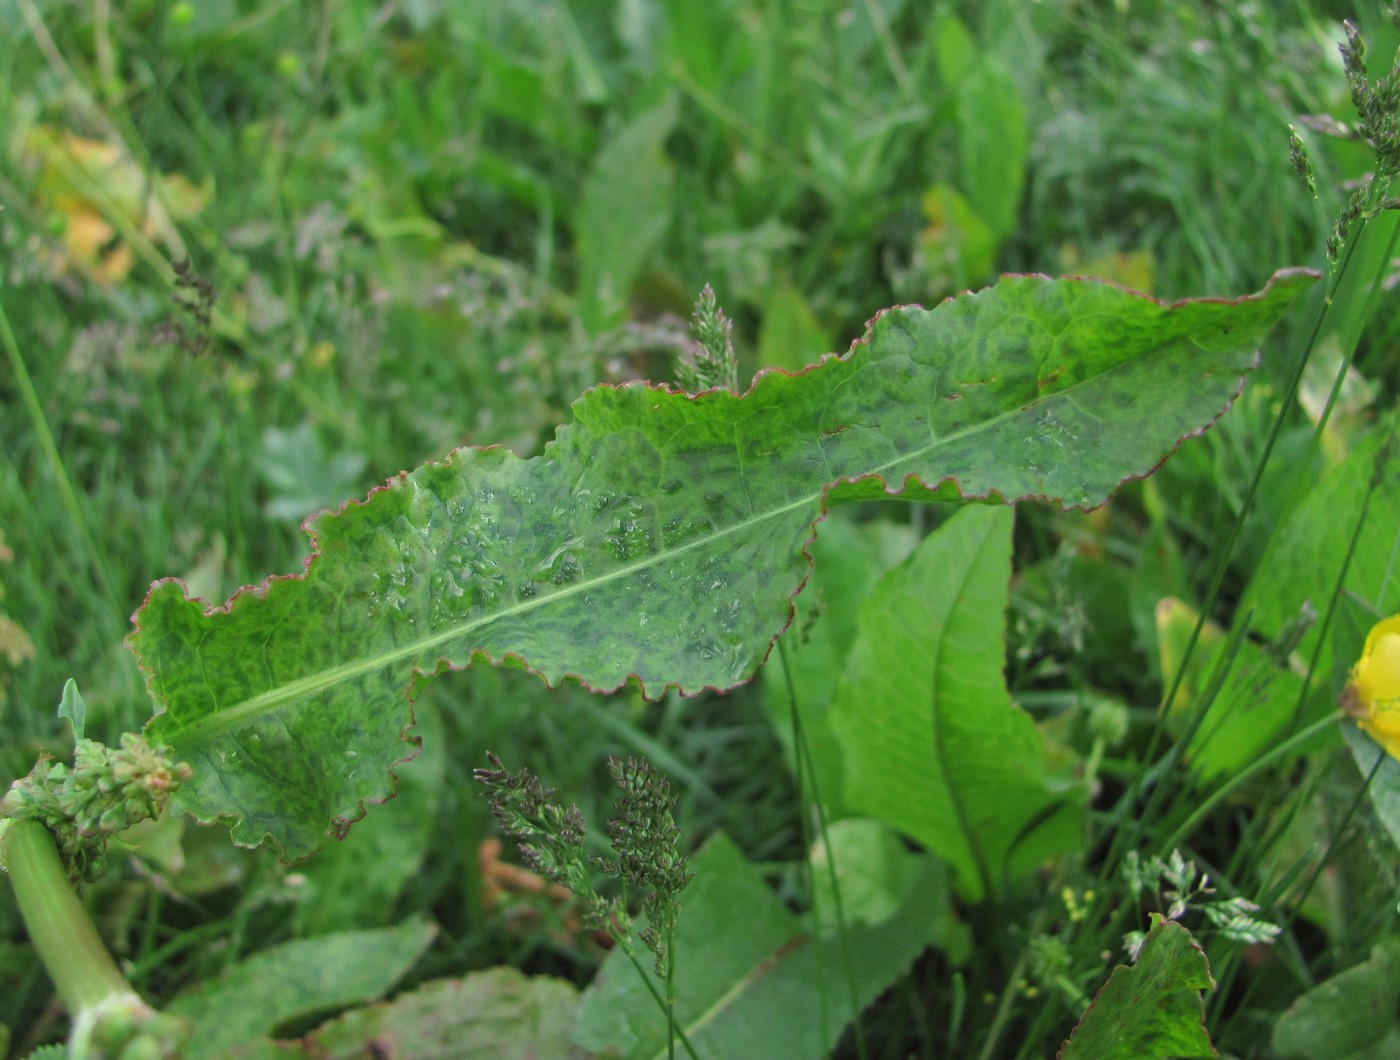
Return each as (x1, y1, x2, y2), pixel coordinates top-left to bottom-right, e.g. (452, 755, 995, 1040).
(778, 637, 868, 1060)
(1113, 186, 1381, 877)
(977, 901, 1051, 1060)
(0, 819, 136, 1015)
(665, 926, 677, 1060)
(0, 297, 122, 621)
(618, 945, 701, 1060)
(1214, 741, 1388, 1043)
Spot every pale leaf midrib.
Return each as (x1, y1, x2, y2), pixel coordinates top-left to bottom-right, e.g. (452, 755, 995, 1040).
(170, 332, 1225, 750)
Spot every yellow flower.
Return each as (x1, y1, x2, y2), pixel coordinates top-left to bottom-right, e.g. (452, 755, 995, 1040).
(1345, 615, 1400, 759)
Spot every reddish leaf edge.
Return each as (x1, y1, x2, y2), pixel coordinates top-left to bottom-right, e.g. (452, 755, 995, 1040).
(128, 268, 1317, 853)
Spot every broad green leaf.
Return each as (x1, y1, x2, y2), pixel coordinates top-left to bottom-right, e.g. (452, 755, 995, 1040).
(166, 919, 434, 1059)
(762, 512, 919, 819)
(131, 270, 1314, 857)
(1058, 915, 1216, 1060)
(572, 831, 944, 1059)
(808, 817, 967, 961)
(830, 505, 1079, 899)
(304, 968, 584, 1060)
(1271, 935, 1400, 1060)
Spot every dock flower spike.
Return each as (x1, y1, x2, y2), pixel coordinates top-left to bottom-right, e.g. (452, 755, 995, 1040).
(1344, 615, 1400, 760)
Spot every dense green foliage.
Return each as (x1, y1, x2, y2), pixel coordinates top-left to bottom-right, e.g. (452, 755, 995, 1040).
(2, 1, 1399, 1057)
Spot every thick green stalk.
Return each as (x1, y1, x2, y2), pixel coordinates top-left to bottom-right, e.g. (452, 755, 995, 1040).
(0, 819, 192, 1057)
(0, 819, 134, 1015)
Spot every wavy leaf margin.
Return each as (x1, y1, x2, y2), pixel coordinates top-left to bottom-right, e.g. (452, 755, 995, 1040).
(131, 269, 1318, 856)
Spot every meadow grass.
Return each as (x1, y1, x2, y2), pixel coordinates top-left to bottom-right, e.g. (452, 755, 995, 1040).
(1, 1, 1396, 1057)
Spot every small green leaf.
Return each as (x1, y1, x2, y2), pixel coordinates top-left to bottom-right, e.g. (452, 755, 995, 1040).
(756, 282, 833, 375)
(258, 421, 369, 524)
(576, 95, 678, 335)
(955, 58, 1027, 242)
(934, 13, 978, 85)
(131, 270, 1316, 857)
(1058, 915, 1216, 1060)
(57, 679, 85, 742)
(166, 919, 434, 1059)
(830, 505, 1079, 899)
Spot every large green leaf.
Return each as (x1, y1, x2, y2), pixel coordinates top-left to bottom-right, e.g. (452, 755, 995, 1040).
(291, 700, 446, 935)
(762, 512, 919, 820)
(829, 505, 1079, 899)
(131, 270, 1315, 856)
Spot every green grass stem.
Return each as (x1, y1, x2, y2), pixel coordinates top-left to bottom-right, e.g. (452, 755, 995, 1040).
(778, 637, 868, 1060)
(0, 296, 122, 625)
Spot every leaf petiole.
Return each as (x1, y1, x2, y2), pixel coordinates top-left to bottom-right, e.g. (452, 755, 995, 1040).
(0, 818, 131, 1015)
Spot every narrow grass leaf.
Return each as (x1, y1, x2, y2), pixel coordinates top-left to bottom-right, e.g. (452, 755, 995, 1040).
(1243, 422, 1400, 678)
(131, 270, 1315, 856)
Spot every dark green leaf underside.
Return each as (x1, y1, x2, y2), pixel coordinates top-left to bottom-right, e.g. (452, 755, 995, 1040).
(131, 269, 1316, 856)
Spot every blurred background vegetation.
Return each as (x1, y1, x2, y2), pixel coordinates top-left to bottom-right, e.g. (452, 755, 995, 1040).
(0, 0, 1395, 1055)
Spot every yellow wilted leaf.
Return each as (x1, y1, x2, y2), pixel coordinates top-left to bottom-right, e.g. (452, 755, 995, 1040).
(1056, 245, 1155, 294)
(22, 125, 207, 283)
(1155, 596, 1224, 716)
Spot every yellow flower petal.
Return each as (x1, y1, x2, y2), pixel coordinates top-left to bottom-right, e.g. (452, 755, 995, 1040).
(1349, 614, 1400, 758)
